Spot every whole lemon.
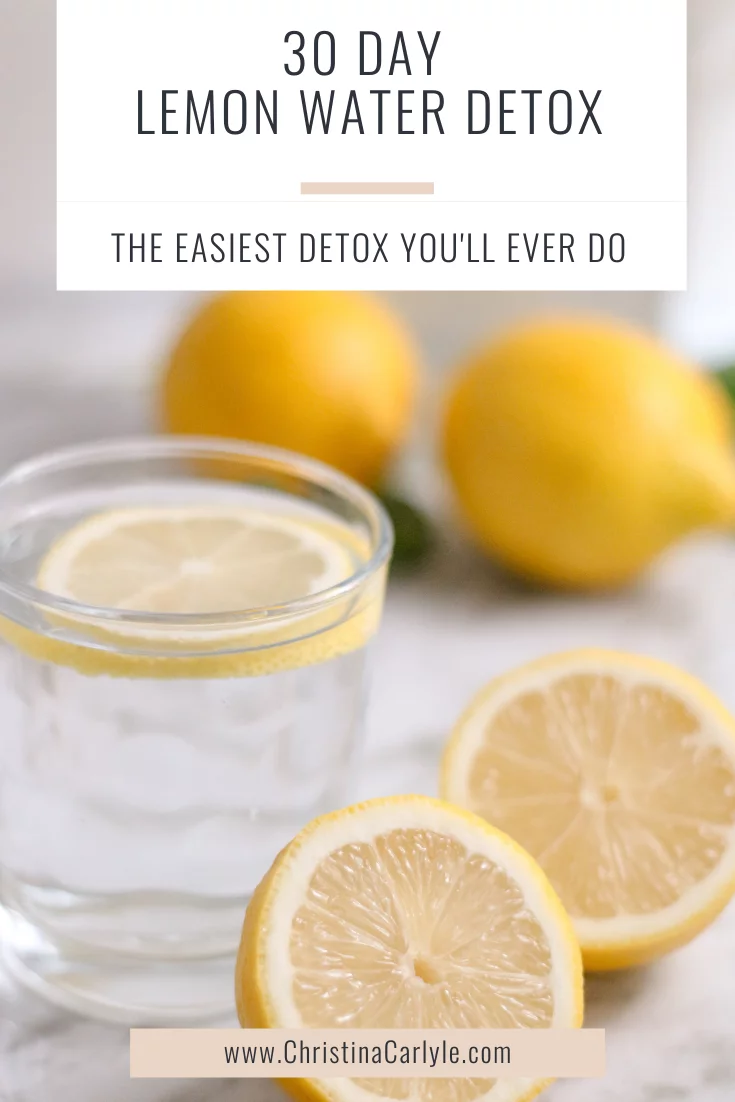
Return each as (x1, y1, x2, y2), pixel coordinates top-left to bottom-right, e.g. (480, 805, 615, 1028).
(161, 291, 419, 486)
(443, 318, 735, 588)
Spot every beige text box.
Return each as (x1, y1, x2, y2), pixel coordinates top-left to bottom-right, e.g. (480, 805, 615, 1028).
(130, 1029, 605, 1079)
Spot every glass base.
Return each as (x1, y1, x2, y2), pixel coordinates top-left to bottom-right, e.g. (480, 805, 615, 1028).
(0, 902, 239, 1025)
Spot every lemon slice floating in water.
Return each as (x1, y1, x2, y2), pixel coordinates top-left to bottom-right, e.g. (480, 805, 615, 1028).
(0, 504, 382, 678)
(37, 505, 354, 613)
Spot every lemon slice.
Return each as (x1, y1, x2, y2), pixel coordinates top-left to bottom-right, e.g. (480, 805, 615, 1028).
(37, 505, 353, 613)
(441, 650, 735, 971)
(236, 795, 583, 1102)
(0, 505, 383, 679)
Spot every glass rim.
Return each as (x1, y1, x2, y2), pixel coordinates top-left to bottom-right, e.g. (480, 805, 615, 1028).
(0, 435, 394, 629)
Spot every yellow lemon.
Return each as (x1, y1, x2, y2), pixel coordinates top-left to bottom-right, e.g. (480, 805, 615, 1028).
(236, 795, 583, 1102)
(442, 318, 735, 588)
(161, 291, 419, 487)
(441, 650, 735, 971)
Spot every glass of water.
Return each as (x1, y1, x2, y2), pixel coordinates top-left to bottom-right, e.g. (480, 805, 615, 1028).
(0, 437, 392, 1024)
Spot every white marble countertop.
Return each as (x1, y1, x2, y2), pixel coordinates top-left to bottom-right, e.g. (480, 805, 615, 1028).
(1, 383, 735, 1101)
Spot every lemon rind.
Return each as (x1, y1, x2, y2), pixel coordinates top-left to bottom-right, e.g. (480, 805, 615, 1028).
(0, 599, 383, 680)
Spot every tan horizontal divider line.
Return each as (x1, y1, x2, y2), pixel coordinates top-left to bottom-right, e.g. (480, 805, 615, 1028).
(130, 1028, 605, 1080)
(301, 182, 434, 195)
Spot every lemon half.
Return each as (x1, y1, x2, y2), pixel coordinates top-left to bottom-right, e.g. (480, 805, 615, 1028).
(236, 795, 583, 1102)
(441, 650, 735, 970)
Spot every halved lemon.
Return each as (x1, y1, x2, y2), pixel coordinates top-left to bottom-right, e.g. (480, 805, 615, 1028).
(236, 795, 583, 1102)
(441, 650, 735, 971)
(0, 505, 383, 678)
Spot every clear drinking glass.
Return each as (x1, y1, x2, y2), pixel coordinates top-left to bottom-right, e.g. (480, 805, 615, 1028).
(0, 437, 392, 1024)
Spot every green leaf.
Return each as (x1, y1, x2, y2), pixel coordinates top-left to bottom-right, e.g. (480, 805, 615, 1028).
(377, 490, 436, 573)
(714, 364, 735, 406)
